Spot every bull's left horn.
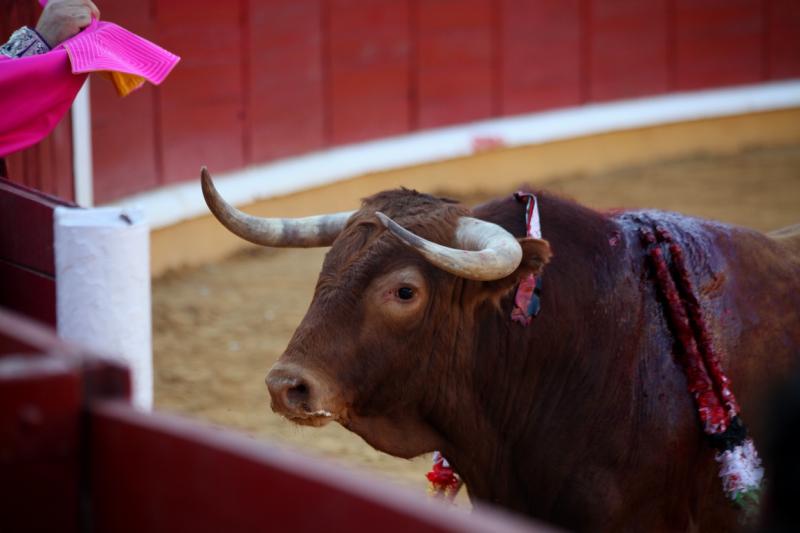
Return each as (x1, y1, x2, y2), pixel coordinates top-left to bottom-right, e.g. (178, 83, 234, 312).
(375, 212, 522, 281)
(201, 167, 354, 247)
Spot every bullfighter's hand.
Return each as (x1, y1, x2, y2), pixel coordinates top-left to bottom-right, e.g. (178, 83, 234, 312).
(35, 0, 101, 48)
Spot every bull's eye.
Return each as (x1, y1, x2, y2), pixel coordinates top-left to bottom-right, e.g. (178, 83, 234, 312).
(397, 287, 415, 300)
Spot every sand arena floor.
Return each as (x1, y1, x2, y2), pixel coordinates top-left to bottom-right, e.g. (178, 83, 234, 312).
(153, 144, 800, 494)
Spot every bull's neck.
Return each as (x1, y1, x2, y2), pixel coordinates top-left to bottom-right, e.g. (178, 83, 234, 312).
(437, 194, 640, 519)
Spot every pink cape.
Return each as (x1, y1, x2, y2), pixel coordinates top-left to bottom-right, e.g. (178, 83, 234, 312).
(0, 51, 86, 157)
(0, 16, 179, 157)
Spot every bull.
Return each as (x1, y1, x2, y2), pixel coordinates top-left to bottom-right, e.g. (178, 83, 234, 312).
(200, 168, 800, 531)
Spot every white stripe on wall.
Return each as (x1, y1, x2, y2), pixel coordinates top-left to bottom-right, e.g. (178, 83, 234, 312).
(112, 79, 800, 230)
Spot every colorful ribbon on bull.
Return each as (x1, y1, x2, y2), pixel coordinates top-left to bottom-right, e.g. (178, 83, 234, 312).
(640, 224, 763, 520)
(426, 451, 463, 502)
(511, 192, 543, 326)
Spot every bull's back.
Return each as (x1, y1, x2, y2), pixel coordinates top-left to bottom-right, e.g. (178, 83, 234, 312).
(622, 210, 800, 444)
(702, 221, 800, 444)
(629, 213, 799, 528)
(768, 223, 800, 260)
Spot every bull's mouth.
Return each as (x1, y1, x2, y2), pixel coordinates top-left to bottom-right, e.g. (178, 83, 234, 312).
(281, 408, 339, 428)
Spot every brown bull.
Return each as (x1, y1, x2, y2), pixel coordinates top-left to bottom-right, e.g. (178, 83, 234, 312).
(201, 168, 800, 531)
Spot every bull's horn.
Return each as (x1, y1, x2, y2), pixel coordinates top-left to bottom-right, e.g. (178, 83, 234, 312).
(201, 167, 354, 247)
(375, 212, 522, 281)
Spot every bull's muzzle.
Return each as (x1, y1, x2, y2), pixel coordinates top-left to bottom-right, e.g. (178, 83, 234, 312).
(265, 363, 335, 425)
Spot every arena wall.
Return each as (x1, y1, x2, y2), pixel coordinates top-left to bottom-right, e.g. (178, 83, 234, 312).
(3, 0, 800, 206)
(149, 104, 800, 275)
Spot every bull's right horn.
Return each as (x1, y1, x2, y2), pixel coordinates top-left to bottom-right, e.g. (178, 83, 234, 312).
(375, 212, 523, 281)
(201, 167, 354, 247)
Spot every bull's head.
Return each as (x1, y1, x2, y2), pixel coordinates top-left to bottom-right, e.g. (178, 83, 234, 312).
(202, 168, 550, 458)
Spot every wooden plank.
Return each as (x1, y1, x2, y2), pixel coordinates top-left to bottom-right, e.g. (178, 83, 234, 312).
(89, 401, 541, 533)
(0, 308, 131, 393)
(0, 308, 73, 356)
(155, 0, 245, 183)
(588, 0, 670, 102)
(4, 116, 75, 203)
(0, 355, 81, 533)
(673, 0, 765, 90)
(416, 0, 495, 129)
(90, 0, 160, 204)
(0, 0, 39, 45)
(327, 0, 412, 145)
(40, 114, 75, 201)
(91, 83, 159, 203)
(0, 179, 72, 326)
(0, 178, 70, 276)
(247, 0, 325, 162)
(767, 0, 800, 79)
(500, 0, 582, 115)
(0, 261, 56, 326)
(0, 310, 131, 531)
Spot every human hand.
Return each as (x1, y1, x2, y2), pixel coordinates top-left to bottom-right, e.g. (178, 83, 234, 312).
(35, 0, 101, 47)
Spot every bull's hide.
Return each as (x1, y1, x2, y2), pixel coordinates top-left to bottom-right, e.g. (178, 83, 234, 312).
(202, 170, 800, 532)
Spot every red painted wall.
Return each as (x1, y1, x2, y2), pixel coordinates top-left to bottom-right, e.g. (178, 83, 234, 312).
(499, 0, 583, 115)
(90, 1, 159, 202)
(673, 0, 765, 90)
(588, 0, 671, 101)
(416, 0, 496, 129)
(767, 0, 800, 79)
(248, 0, 326, 162)
(4, 0, 799, 204)
(328, 0, 412, 144)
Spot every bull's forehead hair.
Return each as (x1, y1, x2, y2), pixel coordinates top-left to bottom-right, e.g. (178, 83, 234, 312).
(360, 188, 466, 224)
(316, 189, 468, 292)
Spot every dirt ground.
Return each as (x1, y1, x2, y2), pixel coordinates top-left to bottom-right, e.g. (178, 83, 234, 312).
(153, 143, 800, 494)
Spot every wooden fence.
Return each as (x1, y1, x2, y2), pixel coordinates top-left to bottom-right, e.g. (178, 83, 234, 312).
(3, 0, 799, 204)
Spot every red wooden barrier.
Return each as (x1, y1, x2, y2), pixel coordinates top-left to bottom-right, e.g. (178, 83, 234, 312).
(247, 0, 326, 162)
(673, 0, 764, 90)
(89, 402, 545, 533)
(0, 355, 82, 533)
(0, 309, 551, 533)
(89, 1, 160, 203)
(5, 0, 800, 203)
(3, 120, 75, 202)
(0, 309, 130, 533)
(588, 0, 670, 102)
(155, 1, 247, 184)
(0, 179, 74, 326)
(416, 0, 496, 129)
(500, 0, 582, 115)
(327, 0, 412, 144)
(767, 0, 800, 79)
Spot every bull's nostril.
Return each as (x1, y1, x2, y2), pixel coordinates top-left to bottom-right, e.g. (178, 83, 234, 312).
(286, 382, 310, 409)
(266, 366, 319, 416)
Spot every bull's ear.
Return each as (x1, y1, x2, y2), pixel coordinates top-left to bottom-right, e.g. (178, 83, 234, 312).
(479, 237, 552, 297)
(517, 237, 551, 277)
